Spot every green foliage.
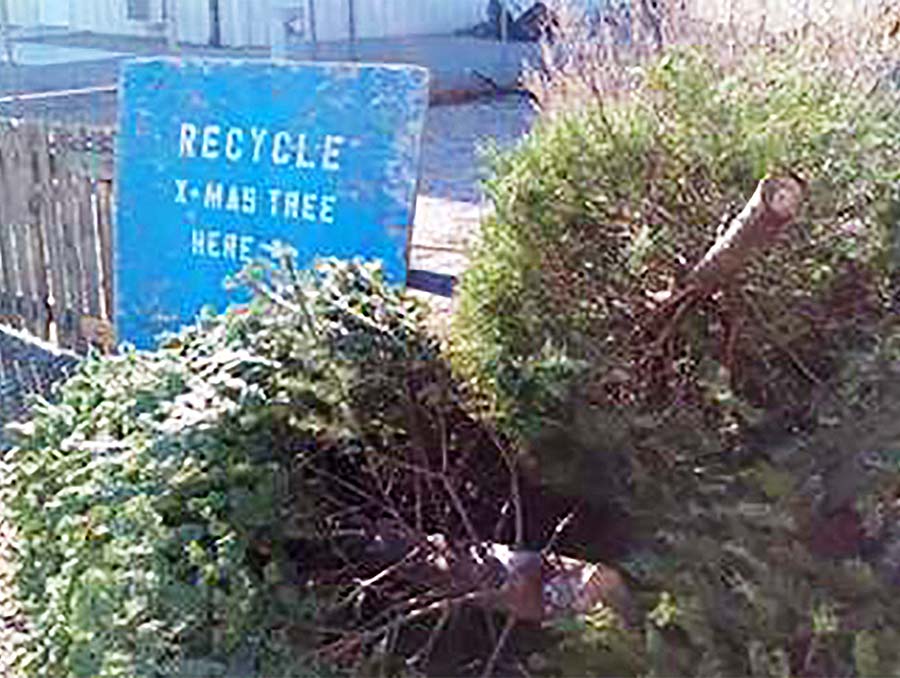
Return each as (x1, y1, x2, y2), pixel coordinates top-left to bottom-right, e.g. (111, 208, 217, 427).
(2, 256, 441, 678)
(453, 45, 900, 677)
(453, 46, 900, 498)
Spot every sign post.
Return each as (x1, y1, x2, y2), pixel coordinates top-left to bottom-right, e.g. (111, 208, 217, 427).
(116, 58, 429, 349)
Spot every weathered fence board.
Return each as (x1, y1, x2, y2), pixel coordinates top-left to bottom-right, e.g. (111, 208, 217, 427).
(0, 121, 116, 352)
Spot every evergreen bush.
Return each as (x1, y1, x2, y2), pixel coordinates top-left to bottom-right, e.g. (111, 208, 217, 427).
(2, 256, 463, 678)
(452, 46, 900, 676)
(453, 47, 900, 500)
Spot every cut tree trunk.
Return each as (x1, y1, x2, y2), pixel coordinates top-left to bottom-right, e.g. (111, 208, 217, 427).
(684, 173, 807, 293)
(363, 531, 635, 625)
(647, 173, 807, 349)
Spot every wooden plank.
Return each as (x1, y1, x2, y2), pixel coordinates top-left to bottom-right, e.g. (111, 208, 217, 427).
(13, 125, 39, 338)
(26, 221, 49, 340)
(3, 130, 23, 328)
(17, 218, 39, 337)
(35, 125, 65, 346)
(61, 170, 87, 350)
(8, 222, 28, 333)
(0, 129, 16, 324)
(0, 127, 21, 326)
(96, 179, 114, 326)
(80, 180, 115, 353)
(77, 174, 104, 351)
(76, 166, 101, 320)
(8, 124, 30, 228)
(27, 126, 51, 341)
(10, 125, 37, 336)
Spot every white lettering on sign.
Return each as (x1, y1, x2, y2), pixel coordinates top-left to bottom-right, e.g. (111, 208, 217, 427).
(320, 195, 336, 224)
(284, 191, 300, 220)
(225, 128, 244, 162)
(175, 179, 189, 204)
(179, 123, 197, 157)
(174, 179, 335, 224)
(223, 233, 238, 259)
(176, 120, 351, 259)
(207, 230, 221, 258)
(177, 123, 349, 172)
(272, 131, 292, 165)
(201, 125, 221, 159)
(268, 189, 338, 223)
(226, 186, 240, 212)
(322, 135, 345, 172)
(242, 187, 256, 215)
(302, 193, 318, 222)
(192, 229, 256, 262)
(296, 134, 315, 169)
(269, 188, 282, 216)
(250, 127, 268, 163)
(204, 182, 224, 209)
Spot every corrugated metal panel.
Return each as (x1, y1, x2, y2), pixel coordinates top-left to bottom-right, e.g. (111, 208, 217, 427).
(352, 0, 485, 40)
(6, 0, 41, 26)
(176, 0, 211, 44)
(69, 0, 167, 36)
(218, 0, 486, 46)
(311, 0, 351, 42)
(219, 0, 273, 47)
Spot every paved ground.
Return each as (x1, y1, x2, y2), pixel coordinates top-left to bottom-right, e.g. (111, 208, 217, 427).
(413, 95, 533, 267)
(0, 31, 538, 121)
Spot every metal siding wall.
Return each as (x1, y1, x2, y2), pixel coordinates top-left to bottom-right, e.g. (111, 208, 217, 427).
(6, 0, 41, 26)
(69, 0, 137, 34)
(219, 0, 273, 47)
(176, 0, 211, 44)
(217, 0, 485, 45)
(218, 0, 240, 45)
(312, 0, 486, 42)
(356, 0, 486, 39)
(313, 0, 351, 42)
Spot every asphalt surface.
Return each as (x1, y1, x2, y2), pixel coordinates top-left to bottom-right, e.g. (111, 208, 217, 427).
(0, 31, 537, 125)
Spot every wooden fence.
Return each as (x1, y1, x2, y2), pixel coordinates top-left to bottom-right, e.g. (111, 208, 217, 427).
(0, 121, 116, 353)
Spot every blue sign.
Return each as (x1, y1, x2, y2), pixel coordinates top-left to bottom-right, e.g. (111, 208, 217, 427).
(115, 57, 429, 348)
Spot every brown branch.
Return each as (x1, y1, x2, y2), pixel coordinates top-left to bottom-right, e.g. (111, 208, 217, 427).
(314, 589, 497, 663)
(481, 615, 518, 678)
(684, 174, 807, 293)
(740, 289, 823, 385)
(647, 174, 807, 348)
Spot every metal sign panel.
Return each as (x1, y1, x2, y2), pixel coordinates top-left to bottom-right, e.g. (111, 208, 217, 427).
(116, 57, 429, 348)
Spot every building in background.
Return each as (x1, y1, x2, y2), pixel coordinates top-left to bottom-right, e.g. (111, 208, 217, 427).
(0, 0, 495, 47)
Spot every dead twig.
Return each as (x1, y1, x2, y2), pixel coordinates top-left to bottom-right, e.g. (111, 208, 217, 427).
(481, 614, 518, 678)
(740, 288, 823, 385)
(407, 604, 453, 670)
(542, 509, 576, 555)
(314, 589, 497, 664)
